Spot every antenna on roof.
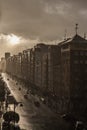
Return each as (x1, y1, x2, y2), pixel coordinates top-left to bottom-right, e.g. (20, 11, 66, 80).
(84, 33, 86, 39)
(75, 23, 78, 35)
(64, 29, 67, 40)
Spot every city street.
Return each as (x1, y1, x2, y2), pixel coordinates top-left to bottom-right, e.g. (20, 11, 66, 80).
(2, 73, 69, 130)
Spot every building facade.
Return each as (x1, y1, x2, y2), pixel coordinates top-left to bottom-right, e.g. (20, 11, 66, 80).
(5, 34, 87, 119)
(34, 43, 48, 88)
(60, 34, 87, 118)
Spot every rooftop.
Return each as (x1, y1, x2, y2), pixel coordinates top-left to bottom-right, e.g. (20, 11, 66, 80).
(58, 34, 87, 46)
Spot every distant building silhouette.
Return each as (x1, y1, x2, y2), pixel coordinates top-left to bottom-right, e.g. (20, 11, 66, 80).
(0, 57, 6, 72)
(5, 52, 10, 60)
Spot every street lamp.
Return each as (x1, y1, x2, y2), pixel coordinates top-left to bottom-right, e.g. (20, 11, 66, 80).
(13, 101, 23, 113)
(5, 94, 23, 127)
(13, 101, 23, 127)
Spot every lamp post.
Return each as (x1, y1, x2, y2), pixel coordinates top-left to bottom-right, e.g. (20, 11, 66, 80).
(13, 101, 23, 126)
(5, 94, 23, 129)
(13, 101, 23, 113)
(5, 88, 8, 112)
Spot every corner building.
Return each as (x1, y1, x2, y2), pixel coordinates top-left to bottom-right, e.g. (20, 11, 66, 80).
(60, 34, 87, 118)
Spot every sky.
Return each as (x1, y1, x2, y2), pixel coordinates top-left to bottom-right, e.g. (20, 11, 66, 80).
(0, 0, 87, 57)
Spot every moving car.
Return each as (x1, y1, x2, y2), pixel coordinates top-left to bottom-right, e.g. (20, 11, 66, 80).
(34, 101, 40, 107)
(24, 94, 28, 99)
(18, 87, 21, 91)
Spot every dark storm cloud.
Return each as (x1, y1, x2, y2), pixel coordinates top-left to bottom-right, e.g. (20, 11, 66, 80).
(1, 0, 87, 40)
(1, 0, 43, 36)
(0, 0, 87, 58)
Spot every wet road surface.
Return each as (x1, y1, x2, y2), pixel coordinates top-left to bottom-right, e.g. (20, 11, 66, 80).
(2, 73, 69, 130)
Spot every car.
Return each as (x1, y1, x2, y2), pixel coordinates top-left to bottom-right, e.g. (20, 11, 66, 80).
(40, 97, 46, 104)
(24, 94, 28, 99)
(19, 103, 23, 107)
(34, 101, 40, 107)
(18, 87, 21, 91)
(26, 90, 29, 94)
(16, 82, 18, 85)
(61, 113, 76, 124)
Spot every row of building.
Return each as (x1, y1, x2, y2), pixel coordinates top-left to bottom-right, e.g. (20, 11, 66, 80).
(4, 34, 87, 118)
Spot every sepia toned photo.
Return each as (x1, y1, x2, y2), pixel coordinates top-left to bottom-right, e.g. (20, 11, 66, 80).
(0, 0, 87, 130)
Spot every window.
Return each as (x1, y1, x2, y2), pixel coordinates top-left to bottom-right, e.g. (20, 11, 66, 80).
(74, 60, 78, 64)
(85, 52, 87, 56)
(85, 61, 87, 64)
(74, 51, 79, 55)
(80, 60, 83, 64)
(62, 44, 69, 49)
(80, 51, 84, 56)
